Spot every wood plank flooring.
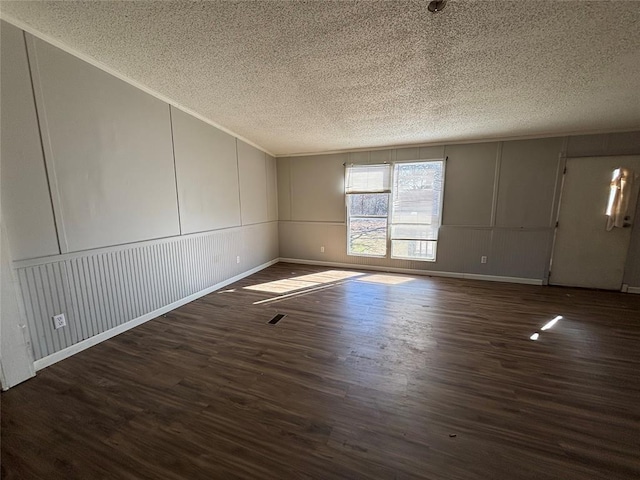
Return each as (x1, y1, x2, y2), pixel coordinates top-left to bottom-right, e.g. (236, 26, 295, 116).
(2, 262, 640, 479)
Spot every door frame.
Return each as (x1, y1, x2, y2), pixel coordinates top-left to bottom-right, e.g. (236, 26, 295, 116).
(548, 154, 640, 290)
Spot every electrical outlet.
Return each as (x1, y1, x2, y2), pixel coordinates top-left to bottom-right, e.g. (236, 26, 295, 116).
(52, 314, 66, 329)
(320, 246, 325, 253)
(481, 256, 488, 264)
(236, 256, 240, 264)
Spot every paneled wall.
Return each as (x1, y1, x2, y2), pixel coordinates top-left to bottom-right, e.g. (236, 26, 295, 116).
(279, 133, 640, 285)
(496, 139, 562, 228)
(28, 35, 181, 253)
(171, 106, 241, 234)
(442, 142, 499, 226)
(0, 21, 278, 370)
(237, 140, 275, 225)
(288, 154, 347, 222)
(0, 23, 59, 261)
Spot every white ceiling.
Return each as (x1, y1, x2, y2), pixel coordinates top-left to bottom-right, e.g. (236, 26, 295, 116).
(2, 1, 639, 156)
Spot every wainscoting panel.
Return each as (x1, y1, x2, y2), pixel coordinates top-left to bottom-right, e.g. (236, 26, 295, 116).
(15, 222, 278, 361)
(16, 262, 78, 360)
(490, 228, 554, 279)
(279, 222, 492, 273)
(279, 221, 550, 281)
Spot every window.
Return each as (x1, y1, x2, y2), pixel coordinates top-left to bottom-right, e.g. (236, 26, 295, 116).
(345, 164, 391, 257)
(345, 160, 444, 261)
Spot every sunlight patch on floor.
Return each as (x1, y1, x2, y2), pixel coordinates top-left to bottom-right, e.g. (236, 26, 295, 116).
(292, 270, 365, 283)
(244, 270, 364, 294)
(356, 274, 414, 285)
(244, 278, 320, 294)
(529, 315, 563, 341)
(541, 315, 562, 331)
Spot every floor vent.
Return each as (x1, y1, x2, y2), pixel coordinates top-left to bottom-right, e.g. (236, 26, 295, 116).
(268, 313, 286, 325)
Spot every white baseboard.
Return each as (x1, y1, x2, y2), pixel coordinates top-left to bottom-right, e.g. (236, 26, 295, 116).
(34, 258, 279, 371)
(278, 258, 544, 285)
(462, 272, 543, 285)
(628, 286, 640, 294)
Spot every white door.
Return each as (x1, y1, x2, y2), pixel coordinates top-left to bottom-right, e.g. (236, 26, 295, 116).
(550, 156, 640, 290)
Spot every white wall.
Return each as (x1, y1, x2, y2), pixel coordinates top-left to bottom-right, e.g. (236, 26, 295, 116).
(27, 35, 181, 252)
(237, 140, 269, 225)
(266, 154, 278, 222)
(289, 153, 346, 222)
(1, 215, 36, 389)
(279, 133, 640, 285)
(171, 106, 241, 234)
(0, 21, 279, 378)
(496, 139, 563, 228)
(1, 23, 59, 261)
(442, 142, 498, 226)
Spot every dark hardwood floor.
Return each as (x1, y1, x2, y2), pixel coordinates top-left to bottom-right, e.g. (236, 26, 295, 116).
(2, 262, 640, 479)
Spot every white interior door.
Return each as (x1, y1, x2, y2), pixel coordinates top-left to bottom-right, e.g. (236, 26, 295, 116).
(550, 156, 640, 290)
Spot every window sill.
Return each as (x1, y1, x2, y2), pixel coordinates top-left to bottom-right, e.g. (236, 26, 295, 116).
(347, 253, 388, 259)
(390, 256, 437, 262)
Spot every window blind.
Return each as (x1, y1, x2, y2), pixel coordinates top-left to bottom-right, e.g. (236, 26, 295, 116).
(345, 164, 392, 193)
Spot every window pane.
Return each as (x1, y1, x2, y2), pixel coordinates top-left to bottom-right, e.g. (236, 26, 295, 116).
(392, 161, 443, 225)
(390, 160, 444, 261)
(391, 240, 436, 261)
(347, 193, 389, 216)
(391, 224, 438, 240)
(348, 217, 387, 256)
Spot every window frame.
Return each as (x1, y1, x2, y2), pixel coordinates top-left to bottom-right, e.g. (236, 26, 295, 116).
(345, 159, 445, 262)
(345, 164, 392, 258)
(346, 195, 390, 258)
(389, 159, 445, 262)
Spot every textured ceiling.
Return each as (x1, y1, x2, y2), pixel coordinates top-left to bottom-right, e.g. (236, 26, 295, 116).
(1, 1, 639, 155)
